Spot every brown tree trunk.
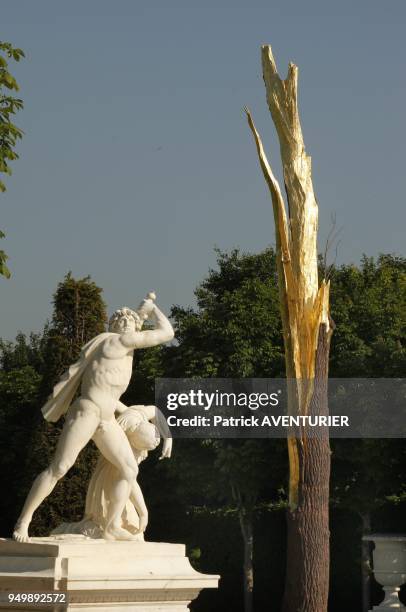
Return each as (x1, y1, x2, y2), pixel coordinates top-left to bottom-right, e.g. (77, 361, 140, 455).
(361, 512, 372, 612)
(232, 482, 255, 612)
(240, 512, 254, 612)
(282, 324, 331, 612)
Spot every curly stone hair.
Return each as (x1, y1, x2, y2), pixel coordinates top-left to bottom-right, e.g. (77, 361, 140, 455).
(108, 306, 142, 332)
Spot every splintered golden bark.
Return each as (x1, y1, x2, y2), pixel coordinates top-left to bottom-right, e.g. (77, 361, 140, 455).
(244, 107, 295, 373)
(245, 45, 330, 509)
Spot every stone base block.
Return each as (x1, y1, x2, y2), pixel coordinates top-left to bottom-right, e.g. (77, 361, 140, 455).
(0, 537, 219, 611)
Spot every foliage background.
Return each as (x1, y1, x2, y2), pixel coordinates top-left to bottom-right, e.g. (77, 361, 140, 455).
(0, 249, 405, 610)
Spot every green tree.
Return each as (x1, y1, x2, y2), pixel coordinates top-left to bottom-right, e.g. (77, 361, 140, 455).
(329, 254, 406, 377)
(0, 41, 25, 277)
(42, 272, 108, 385)
(328, 254, 406, 611)
(164, 247, 287, 612)
(0, 331, 46, 374)
(0, 332, 44, 533)
(168, 247, 284, 378)
(208, 439, 285, 612)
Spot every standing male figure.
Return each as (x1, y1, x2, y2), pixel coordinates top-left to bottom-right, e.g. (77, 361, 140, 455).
(13, 293, 174, 543)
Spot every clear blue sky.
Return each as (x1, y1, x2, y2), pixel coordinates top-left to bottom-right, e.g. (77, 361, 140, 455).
(1, 0, 405, 340)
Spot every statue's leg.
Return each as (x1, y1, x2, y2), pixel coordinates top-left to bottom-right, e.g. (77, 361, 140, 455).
(92, 420, 139, 541)
(13, 400, 99, 542)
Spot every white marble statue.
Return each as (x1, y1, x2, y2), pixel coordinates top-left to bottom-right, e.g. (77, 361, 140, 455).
(13, 293, 174, 543)
(52, 405, 170, 540)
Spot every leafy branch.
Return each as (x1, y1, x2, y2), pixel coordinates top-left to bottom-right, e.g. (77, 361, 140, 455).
(0, 40, 25, 278)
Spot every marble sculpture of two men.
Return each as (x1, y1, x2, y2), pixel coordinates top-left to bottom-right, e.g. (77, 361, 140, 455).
(13, 292, 174, 543)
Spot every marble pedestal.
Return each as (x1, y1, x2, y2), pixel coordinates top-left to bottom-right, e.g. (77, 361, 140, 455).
(0, 537, 219, 611)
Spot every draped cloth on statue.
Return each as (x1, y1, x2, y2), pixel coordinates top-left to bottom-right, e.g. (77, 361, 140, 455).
(84, 456, 141, 535)
(51, 456, 143, 540)
(51, 457, 143, 540)
(41, 332, 114, 423)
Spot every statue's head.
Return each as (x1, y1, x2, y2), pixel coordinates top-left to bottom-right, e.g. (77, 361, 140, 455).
(108, 307, 142, 333)
(129, 421, 160, 452)
(116, 409, 160, 454)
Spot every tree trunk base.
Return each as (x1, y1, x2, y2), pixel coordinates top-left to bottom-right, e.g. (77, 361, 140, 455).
(281, 324, 332, 612)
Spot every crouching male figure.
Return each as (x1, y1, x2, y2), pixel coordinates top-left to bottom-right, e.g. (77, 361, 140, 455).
(13, 293, 174, 542)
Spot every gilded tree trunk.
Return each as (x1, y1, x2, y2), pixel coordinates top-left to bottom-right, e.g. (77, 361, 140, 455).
(246, 45, 333, 611)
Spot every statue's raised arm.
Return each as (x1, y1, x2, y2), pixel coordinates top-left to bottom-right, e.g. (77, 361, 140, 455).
(108, 293, 174, 350)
